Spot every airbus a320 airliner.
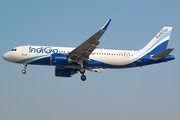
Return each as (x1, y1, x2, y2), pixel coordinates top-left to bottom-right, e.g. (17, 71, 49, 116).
(2, 19, 175, 81)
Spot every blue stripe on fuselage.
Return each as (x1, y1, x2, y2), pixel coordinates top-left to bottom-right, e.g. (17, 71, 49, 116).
(28, 56, 51, 65)
(15, 54, 50, 63)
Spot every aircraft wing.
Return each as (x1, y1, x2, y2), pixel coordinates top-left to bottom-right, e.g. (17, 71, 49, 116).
(69, 19, 111, 64)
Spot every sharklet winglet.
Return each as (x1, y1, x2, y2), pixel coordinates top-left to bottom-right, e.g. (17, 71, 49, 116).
(101, 19, 111, 30)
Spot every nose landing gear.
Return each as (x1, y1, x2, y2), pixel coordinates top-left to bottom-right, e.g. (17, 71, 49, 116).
(22, 64, 27, 74)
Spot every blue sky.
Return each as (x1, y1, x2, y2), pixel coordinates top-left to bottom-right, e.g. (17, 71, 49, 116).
(0, 0, 179, 120)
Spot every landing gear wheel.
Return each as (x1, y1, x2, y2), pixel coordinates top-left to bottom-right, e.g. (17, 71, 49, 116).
(81, 75, 86, 81)
(80, 68, 85, 74)
(22, 64, 27, 74)
(22, 70, 26, 74)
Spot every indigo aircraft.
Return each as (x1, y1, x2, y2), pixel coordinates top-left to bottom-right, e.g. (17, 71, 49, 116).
(2, 19, 175, 81)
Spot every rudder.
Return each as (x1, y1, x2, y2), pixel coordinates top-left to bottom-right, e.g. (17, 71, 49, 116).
(140, 27, 173, 53)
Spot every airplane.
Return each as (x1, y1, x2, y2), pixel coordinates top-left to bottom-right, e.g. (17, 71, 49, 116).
(2, 19, 175, 81)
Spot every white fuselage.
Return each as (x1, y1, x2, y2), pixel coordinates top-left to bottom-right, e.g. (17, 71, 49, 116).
(3, 45, 137, 66)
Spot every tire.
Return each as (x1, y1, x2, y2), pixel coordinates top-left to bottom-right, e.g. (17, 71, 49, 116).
(80, 68, 85, 74)
(22, 70, 26, 74)
(81, 75, 86, 81)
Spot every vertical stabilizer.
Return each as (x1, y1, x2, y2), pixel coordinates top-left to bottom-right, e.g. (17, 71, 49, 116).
(140, 27, 173, 53)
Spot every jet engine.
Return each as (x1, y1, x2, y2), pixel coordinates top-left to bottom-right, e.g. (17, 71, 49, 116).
(51, 53, 72, 65)
(55, 66, 77, 77)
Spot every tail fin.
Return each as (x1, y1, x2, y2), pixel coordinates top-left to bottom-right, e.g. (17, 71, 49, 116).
(140, 27, 173, 53)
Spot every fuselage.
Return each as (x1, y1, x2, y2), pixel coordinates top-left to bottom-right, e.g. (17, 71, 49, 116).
(2, 45, 174, 70)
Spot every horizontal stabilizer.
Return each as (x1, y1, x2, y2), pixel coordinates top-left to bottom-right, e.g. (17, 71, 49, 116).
(151, 48, 174, 59)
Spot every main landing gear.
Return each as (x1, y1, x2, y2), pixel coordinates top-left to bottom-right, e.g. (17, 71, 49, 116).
(22, 64, 27, 74)
(80, 68, 86, 81)
(81, 75, 86, 81)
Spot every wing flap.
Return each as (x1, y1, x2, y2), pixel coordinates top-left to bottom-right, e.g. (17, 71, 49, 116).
(88, 68, 105, 73)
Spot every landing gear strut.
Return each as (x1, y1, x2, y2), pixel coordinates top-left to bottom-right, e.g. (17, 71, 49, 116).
(80, 68, 86, 81)
(22, 64, 27, 74)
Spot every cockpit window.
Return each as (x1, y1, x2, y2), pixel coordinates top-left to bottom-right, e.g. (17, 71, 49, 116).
(11, 49, 17, 51)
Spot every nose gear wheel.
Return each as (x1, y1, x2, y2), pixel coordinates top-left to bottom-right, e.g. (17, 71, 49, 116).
(22, 64, 27, 74)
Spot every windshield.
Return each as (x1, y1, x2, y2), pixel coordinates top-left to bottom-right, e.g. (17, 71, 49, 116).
(11, 49, 17, 51)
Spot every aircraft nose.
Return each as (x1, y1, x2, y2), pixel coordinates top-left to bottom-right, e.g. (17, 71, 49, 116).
(2, 52, 14, 62)
(2, 53, 7, 60)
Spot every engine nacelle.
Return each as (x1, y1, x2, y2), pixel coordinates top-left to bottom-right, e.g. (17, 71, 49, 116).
(55, 66, 77, 77)
(51, 53, 72, 65)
